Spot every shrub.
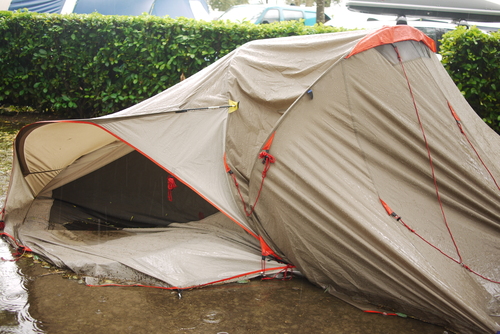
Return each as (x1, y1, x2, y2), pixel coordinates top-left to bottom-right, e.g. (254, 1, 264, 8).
(440, 26, 500, 133)
(0, 12, 345, 118)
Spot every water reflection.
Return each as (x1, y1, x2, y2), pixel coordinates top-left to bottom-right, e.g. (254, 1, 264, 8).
(0, 238, 43, 333)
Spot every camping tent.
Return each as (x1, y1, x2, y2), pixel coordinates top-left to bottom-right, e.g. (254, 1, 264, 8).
(2, 26, 500, 334)
(3, 0, 210, 19)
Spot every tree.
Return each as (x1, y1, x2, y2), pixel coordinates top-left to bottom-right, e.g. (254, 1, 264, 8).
(316, 0, 325, 24)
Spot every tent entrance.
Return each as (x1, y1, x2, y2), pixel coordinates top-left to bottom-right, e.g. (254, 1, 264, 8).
(48, 150, 219, 231)
(20, 147, 288, 288)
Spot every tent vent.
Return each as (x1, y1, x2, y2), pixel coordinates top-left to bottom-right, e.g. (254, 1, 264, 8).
(375, 41, 431, 65)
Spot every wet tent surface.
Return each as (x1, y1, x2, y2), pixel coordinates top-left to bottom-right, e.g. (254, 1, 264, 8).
(0, 114, 447, 334)
(15, 254, 447, 334)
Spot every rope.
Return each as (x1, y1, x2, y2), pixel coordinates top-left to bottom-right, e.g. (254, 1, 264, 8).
(363, 310, 408, 318)
(448, 102, 500, 191)
(381, 200, 500, 284)
(228, 150, 276, 217)
(394, 45, 462, 263)
(390, 45, 500, 284)
(260, 260, 295, 281)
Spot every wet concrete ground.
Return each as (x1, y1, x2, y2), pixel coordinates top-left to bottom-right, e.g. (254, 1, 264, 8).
(10, 253, 447, 334)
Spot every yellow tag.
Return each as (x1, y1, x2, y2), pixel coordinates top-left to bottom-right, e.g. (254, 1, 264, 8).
(228, 100, 239, 113)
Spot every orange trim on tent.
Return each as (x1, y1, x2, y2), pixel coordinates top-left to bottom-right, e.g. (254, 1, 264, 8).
(346, 25, 436, 59)
(447, 101, 462, 123)
(379, 199, 395, 216)
(86, 265, 294, 290)
(259, 236, 281, 259)
(223, 152, 231, 173)
(261, 132, 276, 151)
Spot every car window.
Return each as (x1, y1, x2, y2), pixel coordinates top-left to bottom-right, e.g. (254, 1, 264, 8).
(262, 9, 280, 23)
(283, 9, 304, 21)
(417, 27, 453, 40)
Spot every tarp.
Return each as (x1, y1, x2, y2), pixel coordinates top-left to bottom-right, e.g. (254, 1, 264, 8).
(8, 0, 65, 13)
(73, 0, 154, 16)
(5, 0, 210, 18)
(73, 0, 209, 18)
(2, 26, 500, 334)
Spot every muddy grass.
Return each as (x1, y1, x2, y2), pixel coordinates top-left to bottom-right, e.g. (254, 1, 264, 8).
(0, 112, 448, 334)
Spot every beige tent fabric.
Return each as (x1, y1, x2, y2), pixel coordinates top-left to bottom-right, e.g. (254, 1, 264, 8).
(94, 109, 250, 230)
(248, 39, 500, 333)
(224, 30, 367, 200)
(17, 209, 288, 288)
(3, 150, 34, 238)
(40, 141, 134, 194)
(18, 122, 117, 195)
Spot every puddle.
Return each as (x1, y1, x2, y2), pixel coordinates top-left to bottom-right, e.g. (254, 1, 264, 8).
(0, 113, 46, 333)
(0, 239, 43, 333)
(202, 310, 223, 324)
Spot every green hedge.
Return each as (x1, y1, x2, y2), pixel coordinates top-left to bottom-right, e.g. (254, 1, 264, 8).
(0, 11, 343, 118)
(1, 12, 499, 133)
(440, 26, 500, 134)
